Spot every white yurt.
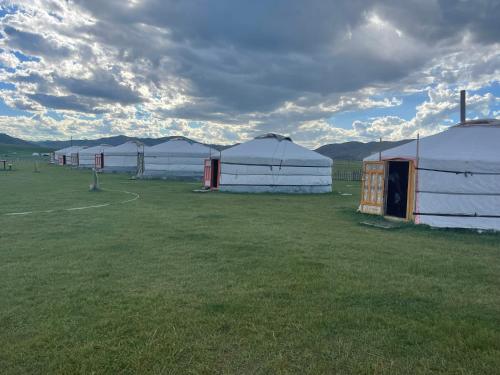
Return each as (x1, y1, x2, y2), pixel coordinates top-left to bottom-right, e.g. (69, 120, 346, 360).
(54, 147, 70, 165)
(360, 119, 500, 231)
(206, 133, 332, 193)
(54, 146, 86, 165)
(67, 146, 87, 166)
(102, 141, 145, 173)
(143, 137, 218, 180)
(78, 144, 113, 169)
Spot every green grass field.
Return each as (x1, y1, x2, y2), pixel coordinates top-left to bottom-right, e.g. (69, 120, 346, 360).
(1, 161, 499, 374)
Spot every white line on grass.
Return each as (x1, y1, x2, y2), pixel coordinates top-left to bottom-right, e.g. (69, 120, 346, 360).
(66, 203, 111, 211)
(2, 188, 140, 217)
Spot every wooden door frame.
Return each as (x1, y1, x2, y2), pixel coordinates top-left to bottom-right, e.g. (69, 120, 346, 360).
(383, 159, 416, 222)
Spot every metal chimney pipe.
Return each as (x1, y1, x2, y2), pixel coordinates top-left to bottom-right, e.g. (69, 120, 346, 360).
(460, 90, 466, 123)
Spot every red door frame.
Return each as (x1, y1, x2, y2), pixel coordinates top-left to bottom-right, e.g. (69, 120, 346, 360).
(203, 159, 221, 189)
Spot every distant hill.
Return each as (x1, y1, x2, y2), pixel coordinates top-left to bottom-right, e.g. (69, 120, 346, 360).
(315, 139, 413, 161)
(0, 133, 38, 147)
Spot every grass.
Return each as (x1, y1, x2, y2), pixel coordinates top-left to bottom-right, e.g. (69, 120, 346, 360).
(0, 161, 499, 374)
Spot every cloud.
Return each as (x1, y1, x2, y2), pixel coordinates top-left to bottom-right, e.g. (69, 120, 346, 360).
(0, 50, 19, 69)
(27, 93, 105, 114)
(56, 71, 143, 105)
(0, 0, 498, 145)
(352, 86, 498, 142)
(2, 26, 71, 58)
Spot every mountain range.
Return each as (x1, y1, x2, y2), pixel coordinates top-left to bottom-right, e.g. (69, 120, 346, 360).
(0, 133, 412, 161)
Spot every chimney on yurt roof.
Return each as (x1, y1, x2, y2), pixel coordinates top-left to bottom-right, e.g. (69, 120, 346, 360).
(456, 90, 499, 128)
(460, 89, 466, 123)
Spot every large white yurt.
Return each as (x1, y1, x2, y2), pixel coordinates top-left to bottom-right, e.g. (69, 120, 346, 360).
(143, 137, 218, 180)
(78, 144, 113, 169)
(205, 133, 332, 193)
(360, 119, 500, 231)
(102, 141, 145, 173)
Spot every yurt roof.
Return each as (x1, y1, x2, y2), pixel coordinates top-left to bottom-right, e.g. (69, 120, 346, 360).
(79, 144, 113, 155)
(364, 119, 500, 172)
(146, 138, 216, 156)
(104, 141, 144, 154)
(54, 146, 71, 154)
(221, 133, 332, 167)
(64, 146, 87, 154)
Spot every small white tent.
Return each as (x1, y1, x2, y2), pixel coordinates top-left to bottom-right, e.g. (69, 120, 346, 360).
(102, 141, 145, 173)
(143, 137, 218, 179)
(78, 144, 113, 168)
(208, 133, 332, 193)
(360, 119, 500, 231)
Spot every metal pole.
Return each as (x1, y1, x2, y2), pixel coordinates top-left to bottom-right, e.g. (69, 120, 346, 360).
(460, 90, 466, 123)
(378, 137, 382, 161)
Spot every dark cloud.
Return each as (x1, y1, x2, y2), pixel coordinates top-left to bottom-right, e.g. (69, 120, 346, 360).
(75, 0, 365, 52)
(2, 26, 71, 58)
(71, 0, 500, 116)
(56, 71, 143, 105)
(27, 93, 104, 113)
(374, 0, 500, 44)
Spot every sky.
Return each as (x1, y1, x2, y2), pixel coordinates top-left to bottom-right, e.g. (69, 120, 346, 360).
(0, 1, 499, 148)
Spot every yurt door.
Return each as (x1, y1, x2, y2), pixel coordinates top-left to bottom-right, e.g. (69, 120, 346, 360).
(95, 153, 103, 169)
(385, 161, 410, 219)
(203, 160, 211, 188)
(360, 161, 385, 215)
(211, 159, 220, 189)
(71, 153, 79, 166)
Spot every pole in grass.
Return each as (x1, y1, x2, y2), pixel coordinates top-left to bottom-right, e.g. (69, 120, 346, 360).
(89, 168, 101, 192)
(33, 160, 40, 173)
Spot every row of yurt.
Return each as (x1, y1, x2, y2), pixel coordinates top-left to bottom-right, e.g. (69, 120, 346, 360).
(203, 134, 333, 193)
(359, 119, 500, 231)
(52, 135, 333, 193)
(52, 139, 217, 177)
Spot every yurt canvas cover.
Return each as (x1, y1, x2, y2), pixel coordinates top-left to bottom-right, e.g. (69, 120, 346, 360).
(54, 147, 70, 165)
(102, 141, 144, 173)
(361, 119, 500, 231)
(54, 146, 86, 166)
(217, 134, 332, 193)
(78, 145, 113, 168)
(143, 137, 218, 179)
